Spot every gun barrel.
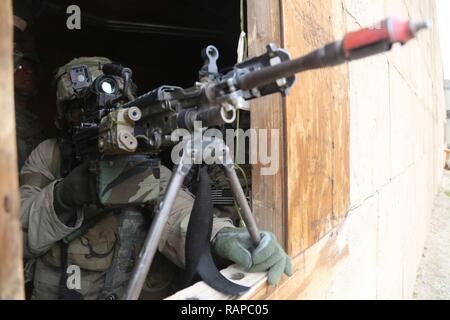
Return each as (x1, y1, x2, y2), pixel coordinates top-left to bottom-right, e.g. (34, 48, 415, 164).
(236, 18, 429, 92)
(236, 42, 343, 91)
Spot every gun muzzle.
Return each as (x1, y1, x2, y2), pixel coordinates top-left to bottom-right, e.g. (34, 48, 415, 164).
(341, 18, 431, 61)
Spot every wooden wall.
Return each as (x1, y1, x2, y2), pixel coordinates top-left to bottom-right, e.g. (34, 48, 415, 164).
(0, 0, 25, 300)
(248, 0, 287, 247)
(247, 0, 351, 299)
(282, 0, 349, 256)
(248, 0, 350, 256)
(247, 0, 444, 300)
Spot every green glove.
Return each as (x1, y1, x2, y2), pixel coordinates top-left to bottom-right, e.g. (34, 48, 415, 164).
(54, 162, 92, 216)
(213, 227, 293, 286)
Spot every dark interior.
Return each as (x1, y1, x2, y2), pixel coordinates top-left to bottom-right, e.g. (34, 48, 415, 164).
(29, 0, 242, 138)
(20, 0, 246, 299)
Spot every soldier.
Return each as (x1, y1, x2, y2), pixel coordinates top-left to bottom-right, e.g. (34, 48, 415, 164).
(13, 0, 45, 169)
(20, 57, 292, 300)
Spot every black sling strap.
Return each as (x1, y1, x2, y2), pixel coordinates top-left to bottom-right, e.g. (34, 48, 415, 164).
(183, 165, 248, 295)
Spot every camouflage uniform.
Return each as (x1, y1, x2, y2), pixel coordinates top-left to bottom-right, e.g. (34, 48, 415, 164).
(20, 139, 234, 299)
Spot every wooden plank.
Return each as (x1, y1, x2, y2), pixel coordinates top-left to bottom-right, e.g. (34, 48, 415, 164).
(330, 0, 350, 229)
(165, 265, 267, 300)
(248, 228, 349, 300)
(0, 0, 25, 299)
(282, 0, 349, 256)
(247, 0, 286, 247)
(167, 227, 349, 300)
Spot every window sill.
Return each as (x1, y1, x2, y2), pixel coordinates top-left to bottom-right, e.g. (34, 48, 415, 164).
(165, 265, 268, 300)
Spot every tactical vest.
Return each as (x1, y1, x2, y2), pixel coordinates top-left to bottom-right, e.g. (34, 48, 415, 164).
(41, 206, 146, 299)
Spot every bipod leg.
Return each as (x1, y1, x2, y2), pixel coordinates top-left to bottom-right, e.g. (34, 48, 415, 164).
(123, 162, 192, 300)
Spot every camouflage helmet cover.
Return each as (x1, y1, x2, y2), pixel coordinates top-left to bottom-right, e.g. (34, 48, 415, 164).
(54, 57, 137, 119)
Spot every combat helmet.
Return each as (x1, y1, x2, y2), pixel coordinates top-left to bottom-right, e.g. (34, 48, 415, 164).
(54, 57, 137, 128)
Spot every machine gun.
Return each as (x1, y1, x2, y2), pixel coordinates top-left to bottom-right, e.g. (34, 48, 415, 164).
(66, 17, 429, 299)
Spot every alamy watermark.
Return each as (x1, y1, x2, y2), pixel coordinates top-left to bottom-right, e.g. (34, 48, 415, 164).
(66, 5, 81, 30)
(66, 265, 81, 290)
(170, 122, 280, 176)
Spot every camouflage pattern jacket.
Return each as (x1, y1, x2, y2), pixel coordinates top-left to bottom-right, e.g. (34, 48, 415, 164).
(20, 139, 233, 299)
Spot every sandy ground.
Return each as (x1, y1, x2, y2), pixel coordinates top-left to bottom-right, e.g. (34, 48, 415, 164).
(414, 170, 450, 300)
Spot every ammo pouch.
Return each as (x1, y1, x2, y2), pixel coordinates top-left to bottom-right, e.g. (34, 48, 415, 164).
(96, 155, 160, 207)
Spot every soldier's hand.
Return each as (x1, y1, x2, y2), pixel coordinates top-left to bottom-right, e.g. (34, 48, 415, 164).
(54, 162, 92, 214)
(213, 227, 293, 286)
